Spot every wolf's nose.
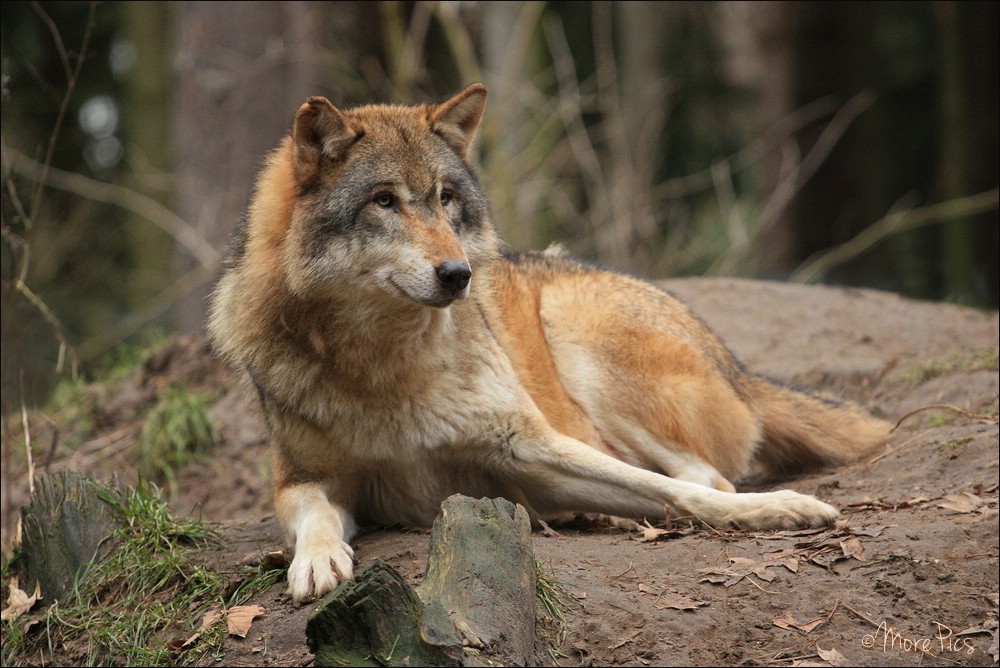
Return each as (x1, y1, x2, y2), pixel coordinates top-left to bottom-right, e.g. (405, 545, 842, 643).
(436, 260, 472, 294)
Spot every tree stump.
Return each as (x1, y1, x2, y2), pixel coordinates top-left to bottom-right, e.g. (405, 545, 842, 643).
(307, 495, 537, 667)
(17, 470, 123, 601)
(306, 561, 456, 667)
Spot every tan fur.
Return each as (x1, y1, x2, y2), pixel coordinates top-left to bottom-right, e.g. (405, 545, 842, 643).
(208, 84, 892, 602)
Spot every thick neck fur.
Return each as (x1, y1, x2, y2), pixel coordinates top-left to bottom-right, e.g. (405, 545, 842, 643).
(286, 288, 461, 397)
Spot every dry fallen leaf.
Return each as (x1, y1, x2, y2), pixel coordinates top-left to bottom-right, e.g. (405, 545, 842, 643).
(202, 608, 224, 628)
(698, 568, 744, 588)
(637, 520, 695, 541)
(938, 492, 984, 514)
(181, 607, 225, 648)
(797, 618, 826, 633)
(641, 525, 669, 541)
(652, 591, 708, 611)
(816, 645, 849, 666)
(772, 612, 796, 630)
(729, 557, 774, 582)
(227, 605, 265, 638)
(840, 537, 867, 562)
(1, 579, 41, 622)
(852, 525, 886, 538)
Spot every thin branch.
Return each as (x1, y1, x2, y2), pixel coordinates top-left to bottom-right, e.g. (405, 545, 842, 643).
(791, 187, 1000, 283)
(78, 263, 218, 362)
(433, 2, 485, 90)
(30, 1, 72, 82)
(5, 146, 221, 270)
(9, 279, 80, 377)
(543, 14, 609, 241)
(652, 96, 842, 201)
(755, 91, 874, 229)
(23, 1, 97, 281)
(21, 373, 35, 497)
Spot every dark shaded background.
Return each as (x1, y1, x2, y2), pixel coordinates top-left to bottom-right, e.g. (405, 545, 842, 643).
(2, 1, 997, 412)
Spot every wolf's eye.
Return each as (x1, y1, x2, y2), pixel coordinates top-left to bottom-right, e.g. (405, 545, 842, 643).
(440, 190, 454, 207)
(374, 192, 394, 208)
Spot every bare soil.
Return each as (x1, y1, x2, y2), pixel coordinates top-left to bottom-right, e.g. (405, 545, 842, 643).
(2, 278, 998, 666)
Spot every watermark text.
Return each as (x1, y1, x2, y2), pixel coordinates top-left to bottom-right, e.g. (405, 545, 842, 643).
(862, 620, 976, 656)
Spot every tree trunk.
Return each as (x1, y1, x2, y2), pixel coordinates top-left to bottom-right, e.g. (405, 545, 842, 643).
(169, 1, 325, 333)
(935, 1, 975, 304)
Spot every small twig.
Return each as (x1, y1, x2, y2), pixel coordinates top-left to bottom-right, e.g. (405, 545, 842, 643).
(9, 279, 80, 376)
(43, 425, 60, 473)
(840, 601, 880, 628)
(537, 518, 562, 538)
(78, 263, 217, 362)
(756, 92, 875, 233)
(822, 598, 841, 628)
(863, 427, 935, 466)
(743, 573, 779, 594)
(21, 378, 35, 497)
(30, 1, 72, 82)
(653, 96, 842, 201)
(613, 562, 636, 579)
(891, 403, 998, 432)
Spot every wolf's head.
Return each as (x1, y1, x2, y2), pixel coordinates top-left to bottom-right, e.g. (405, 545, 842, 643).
(250, 84, 499, 308)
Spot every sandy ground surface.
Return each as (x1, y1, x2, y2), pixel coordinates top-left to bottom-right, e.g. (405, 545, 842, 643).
(2, 277, 998, 666)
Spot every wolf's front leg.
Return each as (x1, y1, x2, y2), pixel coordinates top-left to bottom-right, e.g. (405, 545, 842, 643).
(275, 482, 356, 603)
(499, 423, 839, 530)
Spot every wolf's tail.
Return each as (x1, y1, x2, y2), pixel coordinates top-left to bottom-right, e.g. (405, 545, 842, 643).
(746, 375, 891, 478)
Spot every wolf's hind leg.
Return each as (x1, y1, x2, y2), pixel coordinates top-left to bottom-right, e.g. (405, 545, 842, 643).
(673, 458, 736, 493)
(539, 274, 762, 485)
(602, 419, 738, 492)
(276, 482, 356, 603)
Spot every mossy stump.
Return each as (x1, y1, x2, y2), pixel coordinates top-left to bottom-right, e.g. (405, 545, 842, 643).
(17, 470, 123, 601)
(307, 495, 537, 667)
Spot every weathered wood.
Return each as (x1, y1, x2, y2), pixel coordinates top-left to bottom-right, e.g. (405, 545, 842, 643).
(18, 471, 123, 601)
(419, 495, 536, 666)
(307, 495, 537, 667)
(306, 561, 457, 667)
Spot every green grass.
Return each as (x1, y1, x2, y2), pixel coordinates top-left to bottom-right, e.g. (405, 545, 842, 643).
(136, 385, 218, 498)
(897, 346, 999, 387)
(1, 479, 286, 667)
(535, 560, 581, 660)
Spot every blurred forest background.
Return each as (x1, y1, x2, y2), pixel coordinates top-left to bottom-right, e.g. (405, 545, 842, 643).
(2, 0, 998, 413)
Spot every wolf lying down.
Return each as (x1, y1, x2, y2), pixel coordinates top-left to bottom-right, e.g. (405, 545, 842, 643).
(208, 84, 890, 603)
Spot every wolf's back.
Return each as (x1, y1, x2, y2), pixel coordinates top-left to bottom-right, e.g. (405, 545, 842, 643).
(747, 376, 891, 478)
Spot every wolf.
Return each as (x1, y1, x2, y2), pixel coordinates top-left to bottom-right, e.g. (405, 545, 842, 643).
(208, 84, 891, 603)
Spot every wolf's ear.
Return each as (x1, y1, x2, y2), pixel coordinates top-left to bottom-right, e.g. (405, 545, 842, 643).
(429, 84, 487, 159)
(292, 96, 357, 186)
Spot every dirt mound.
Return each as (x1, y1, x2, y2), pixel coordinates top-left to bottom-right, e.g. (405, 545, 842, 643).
(2, 278, 997, 666)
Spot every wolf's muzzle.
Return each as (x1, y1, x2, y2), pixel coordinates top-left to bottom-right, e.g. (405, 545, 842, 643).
(436, 260, 472, 296)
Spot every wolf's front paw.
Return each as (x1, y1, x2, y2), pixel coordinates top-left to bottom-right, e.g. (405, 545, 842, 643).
(762, 489, 839, 529)
(286, 538, 355, 603)
(732, 489, 840, 530)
